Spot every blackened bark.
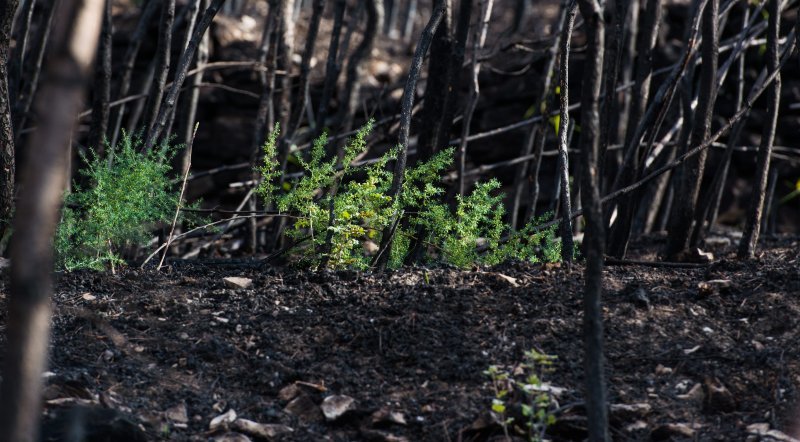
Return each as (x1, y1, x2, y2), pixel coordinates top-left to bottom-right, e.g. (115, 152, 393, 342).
(607, 0, 662, 258)
(0, 2, 103, 440)
(248, 0, 280, 252)
(510, 1, 566, 230)
(416, 0, 452, 164)
(109, 0, 160, 148)
(315, 0, 346, 135)
(694, 0, 749, 242)
(405, 0, 472, 262)
(456, 0, 493, 197)
(434, 0, 472, 156)
(181, 17, 208, 174)
(288, 0, 324, 135)
(87, 0, 113, 154)
(577, 2, 608, 438)
(665, 0, 718, 260)
(164, 0, 203, 141)
(738, 0, 780, 259)
(143, 0, 176, 137)
(8, 0, 34, 106)
(337, 0, 381, 147)
(598, 0, 629, 184)
(12, 0, 56, 142)
(146, 0, 228, 150)
(0, 0, 18, 248)
(556, 0, 577, 265)
(372, 0, 446, 270)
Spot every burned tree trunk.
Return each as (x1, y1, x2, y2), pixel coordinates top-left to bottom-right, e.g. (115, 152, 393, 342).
(275, 0, 296, 134)
(406, 0, 473, 263)
(12, 0, 56, 143)
(315, 0, 347, 135)
(607, 0, 662, 258)
(87, 0, 113, 155)
(143, 0, 175, 137)
(576, 0, 609, 439)
(109, 0, 160, 148)
(164, 0, 204, 141)
(336, 0, 381, 149)
(248, 0, 280, 252)
(416, 0, 453, 164)
(145, 0, 227, 150)
(738, 0, 781, 259)
(288, 0, 324, 135)
(457, 0, 493, 196)
(0, 0, 19, 249)
(373, 0, 446, 270)
(556, 0, 577, 265)
(510, 1, 566, 230)
(0, 2, 103, 441)
(665, 0, 718, 260)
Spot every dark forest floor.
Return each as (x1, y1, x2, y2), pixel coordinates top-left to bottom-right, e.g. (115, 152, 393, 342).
(1, 234, 799, 441)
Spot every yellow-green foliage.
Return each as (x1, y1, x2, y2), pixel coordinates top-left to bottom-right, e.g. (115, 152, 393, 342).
(485, 350, 558, 441)
(256, 121, 561, 269)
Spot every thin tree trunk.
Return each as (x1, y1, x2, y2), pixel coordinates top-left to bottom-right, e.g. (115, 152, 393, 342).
(665, 0, 718, 260)
(145, 0, 228, 150)
(275, 0, 296, 133)
(598, 0, 629, 186)
(125, 58, 157, 134)
(288, 0, 324, 136)
(405, 0, 472, 262)
(611, 0, 639, 180)
(372, 0, 446, 270)
(697, 0, 749, 240)
(457, 0, 493, 197)
(0, 2, 103, 441)
(556, 0, 578, 265)
(401, 0, 417, 41)
(738, 0, 780, 259)
(511, 1, 566, 229)
(268, 0, 297, 250)
(0, 0, 19, 251)
(315, 0, 346, 135)
(8, 0, 35, 107)
(336, 0, 381, 153)
(607, 0, 662, 258)
(109, 0, 160, 148)
(180, 17, 208, 174)
(12, 0, 56, 143)
(87, 0, 113, 155)
(165, 0, 203, 141)
(143, 0, 176, 137)
(576, 0, 608, 439)
(248, 0, 280, 253)
(416, 0, 452, 164)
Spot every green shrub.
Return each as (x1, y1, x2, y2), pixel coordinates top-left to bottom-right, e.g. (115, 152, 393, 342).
(56, 133, 184, 271)
(256, 122, 561, 270)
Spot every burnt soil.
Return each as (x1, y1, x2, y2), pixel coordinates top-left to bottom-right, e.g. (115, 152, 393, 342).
(1, 235, 799, 441)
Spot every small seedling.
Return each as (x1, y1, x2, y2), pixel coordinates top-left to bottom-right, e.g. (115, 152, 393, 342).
(484, 350, 558, 442)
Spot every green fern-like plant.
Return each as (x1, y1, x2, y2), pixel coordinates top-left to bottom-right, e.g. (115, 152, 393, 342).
(256, 122, 561, 269)
(56, 133, 185, 271)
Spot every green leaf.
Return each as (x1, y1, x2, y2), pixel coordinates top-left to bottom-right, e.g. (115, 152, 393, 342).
(491, 400, 506, 414)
